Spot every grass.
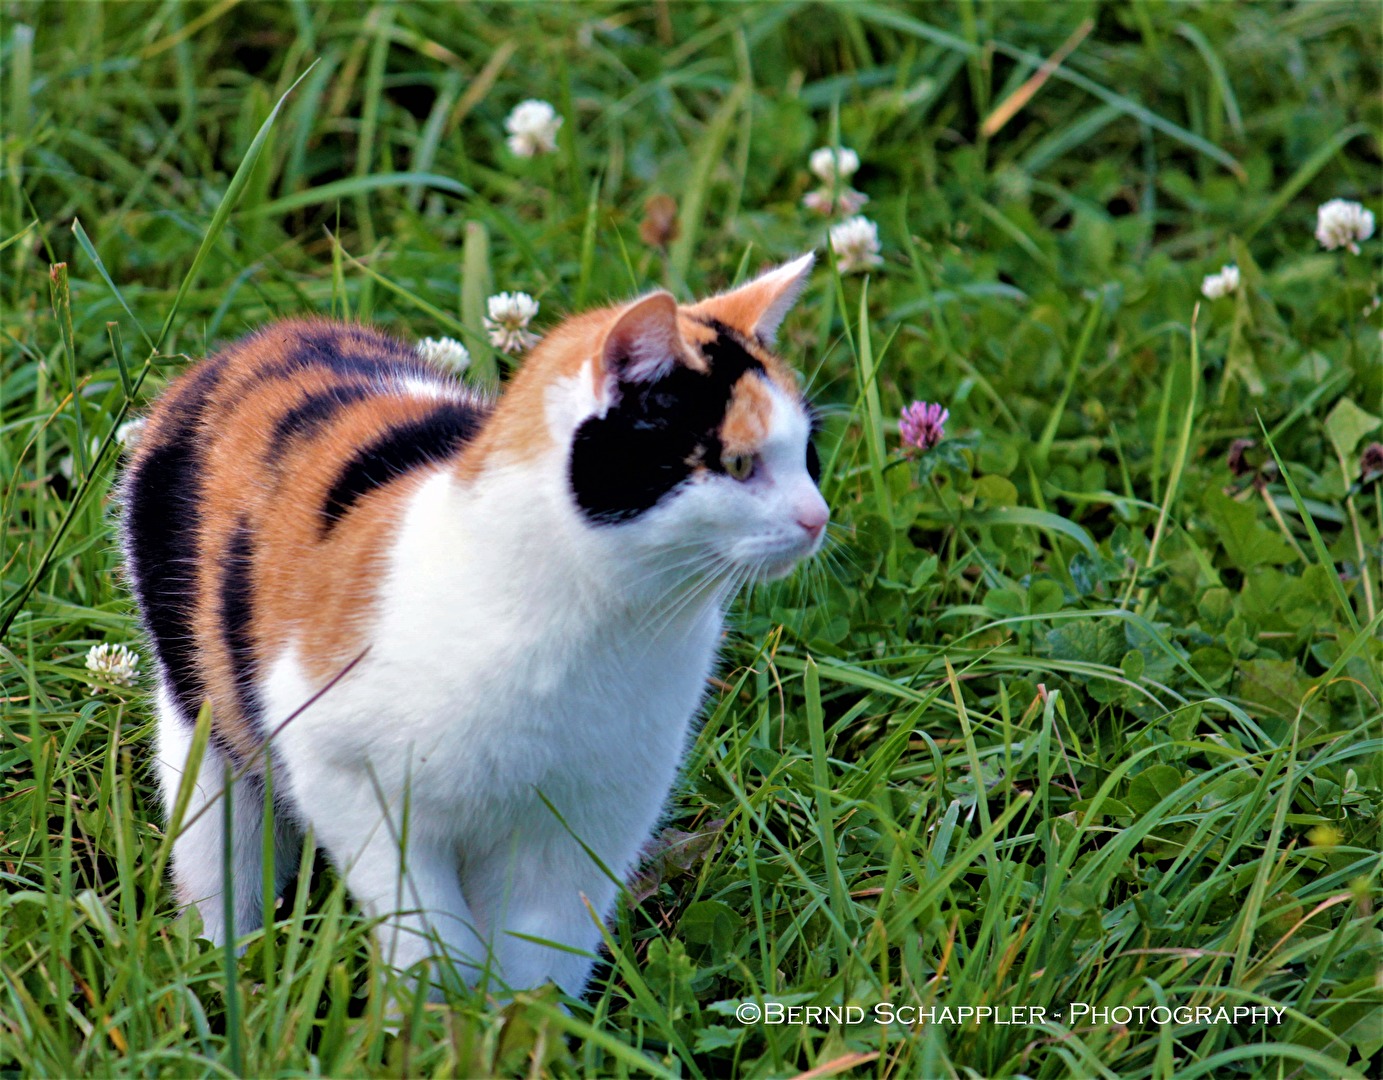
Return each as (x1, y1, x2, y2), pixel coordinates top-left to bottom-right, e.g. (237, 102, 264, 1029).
(2, 1, 1381, 1076)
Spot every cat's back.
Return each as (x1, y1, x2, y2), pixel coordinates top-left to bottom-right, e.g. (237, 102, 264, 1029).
(121, 318, 490, 762)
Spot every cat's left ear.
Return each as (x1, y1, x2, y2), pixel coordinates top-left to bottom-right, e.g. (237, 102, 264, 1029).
(596, 290, 689, 403)
(687, 252, 815, 344)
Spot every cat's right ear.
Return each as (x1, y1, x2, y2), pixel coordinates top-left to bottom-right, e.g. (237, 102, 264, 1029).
(596, 291, 687, 402)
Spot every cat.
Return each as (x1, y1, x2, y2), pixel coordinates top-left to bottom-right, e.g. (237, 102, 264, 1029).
(120, 253, 827, 997)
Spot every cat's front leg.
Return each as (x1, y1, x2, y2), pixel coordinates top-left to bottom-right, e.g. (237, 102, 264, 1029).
(300, 785, 493, 993)
(461, 835, 619, 997)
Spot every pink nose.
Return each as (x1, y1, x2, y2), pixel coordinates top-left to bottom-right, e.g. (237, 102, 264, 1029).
(796, 502, 829, 541)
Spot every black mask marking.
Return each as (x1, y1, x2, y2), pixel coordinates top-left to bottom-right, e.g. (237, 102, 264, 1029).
(569, 323, 768, 524)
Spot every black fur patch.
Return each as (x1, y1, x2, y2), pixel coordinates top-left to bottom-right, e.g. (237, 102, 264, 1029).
(320, 402, 484, 533)
(270, 385, 371, 456)
(122, 358, 225, 724)
(221, 519, 263, 739)
(243, 326, 438, 392)
(569, 325, 766, 524)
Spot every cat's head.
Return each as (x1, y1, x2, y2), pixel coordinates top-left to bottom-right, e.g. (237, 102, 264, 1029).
(533, 255, 827, 584)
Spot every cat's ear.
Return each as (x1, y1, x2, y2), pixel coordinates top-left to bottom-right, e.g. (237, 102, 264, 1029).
(598, 290, 687, 394)
(686, 252, 815, 344)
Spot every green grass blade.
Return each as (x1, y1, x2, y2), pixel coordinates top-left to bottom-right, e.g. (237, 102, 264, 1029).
(1257, 416, 1364, 636)
(1, 219, 37, 254)
(461, 220, 497, 386)
(240, 172, 470, 219)
(916, 505, 1100, 560)
(1175, 21, 1244, 136)
(854, 279, 894, 574)
(1127, 307, 1199, 608)
(105, 321, 132, 402)
(155, 61, 318, 351)
(804, 658, 853, 933)
(327, 235, 471, 341)
(1037, 296, 1103, 461)
(575, 173, 601, 309)
(668, 82, 747, 286)
(71, 219, 154, 351)
(46, 262, 85, 479)
(854, 3, 1246, 178)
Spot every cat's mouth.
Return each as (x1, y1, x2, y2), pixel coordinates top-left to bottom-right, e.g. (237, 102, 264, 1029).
(758, 555, 806, 581)
(733, 531, 823, 582)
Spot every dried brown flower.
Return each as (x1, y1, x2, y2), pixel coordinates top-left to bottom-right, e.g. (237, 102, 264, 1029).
(639, 194, 680, 249)
(1226, 438, 1256, 477)
(1360, 441, 1383, 484)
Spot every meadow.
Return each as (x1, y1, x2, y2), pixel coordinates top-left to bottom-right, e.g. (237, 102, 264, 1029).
(1, 2, 1380, 1076)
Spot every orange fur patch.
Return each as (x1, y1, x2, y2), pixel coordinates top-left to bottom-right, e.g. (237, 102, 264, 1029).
(454, 310, 608, 479)
(719, 374, 774, 456)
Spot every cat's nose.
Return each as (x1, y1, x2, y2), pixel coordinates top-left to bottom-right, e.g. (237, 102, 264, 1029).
(795, 497, 829, 542)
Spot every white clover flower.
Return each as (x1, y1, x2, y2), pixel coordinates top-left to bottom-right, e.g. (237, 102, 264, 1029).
(505, 99, 562, 159)
(115, 417, 146, 451)
(415, 336, 471, 372)
(803, 187, 869, 217)
(85, 642, 141, 690)
(804, 146, 868, 217)
(829, 216, 883, 274)
(1315, 199, 1375, 254)
(483, 291, 540, 354)
(1200, 264, 1241, 300)
(809, 146, 861, 185)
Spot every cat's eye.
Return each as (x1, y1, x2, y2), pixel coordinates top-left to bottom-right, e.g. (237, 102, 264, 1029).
(722, 452, 755, 481)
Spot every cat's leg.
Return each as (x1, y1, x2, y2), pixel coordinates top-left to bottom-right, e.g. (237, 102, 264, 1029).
(292, 778, 492, 990)
(155, 685, 285, 949)
(259, 768, 305, 916)
(461, 834, 616, 997)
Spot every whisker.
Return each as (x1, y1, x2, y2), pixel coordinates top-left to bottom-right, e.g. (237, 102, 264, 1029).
(817, 546, 854, 584)
(637, 576, 724, 648)
(622, 545, 723, 591)
(636, 558, 721, 617)
(632, 554, 732, 643)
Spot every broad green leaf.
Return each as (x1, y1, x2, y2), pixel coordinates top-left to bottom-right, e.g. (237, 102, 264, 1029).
(1323, 397, 1381, 470)
(1203, 490, 1297, 569)
(1127, 765, 1183, 814)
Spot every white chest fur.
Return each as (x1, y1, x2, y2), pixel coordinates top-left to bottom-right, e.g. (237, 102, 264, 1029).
(262, 465, 724, 992)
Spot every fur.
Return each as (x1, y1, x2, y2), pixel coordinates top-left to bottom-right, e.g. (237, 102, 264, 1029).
(120, 256, 827, 996)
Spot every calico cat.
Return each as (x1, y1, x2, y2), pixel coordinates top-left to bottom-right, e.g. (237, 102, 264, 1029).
(120, 254, 827, 996)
